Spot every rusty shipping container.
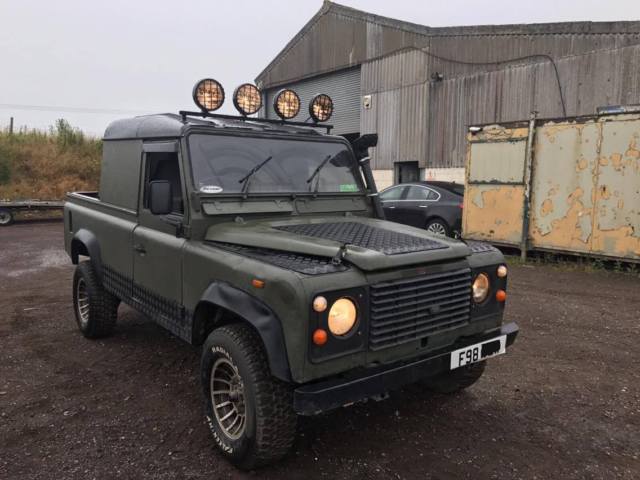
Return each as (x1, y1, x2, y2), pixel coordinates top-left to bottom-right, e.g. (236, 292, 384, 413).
(463, 109, 640, 261)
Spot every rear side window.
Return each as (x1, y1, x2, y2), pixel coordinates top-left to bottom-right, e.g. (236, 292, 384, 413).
(380, 186, 405, 200)
(99, 140, 142, 210)
(144, 152, 184, 214)
(406, 186, 439, 201)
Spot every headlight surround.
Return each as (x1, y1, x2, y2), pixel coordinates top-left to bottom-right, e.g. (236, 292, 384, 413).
(327, 297, 358, 336)
(472, 273, 490, 303)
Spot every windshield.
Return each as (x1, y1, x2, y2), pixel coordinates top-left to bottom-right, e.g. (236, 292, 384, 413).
(188, 134, 363, 195)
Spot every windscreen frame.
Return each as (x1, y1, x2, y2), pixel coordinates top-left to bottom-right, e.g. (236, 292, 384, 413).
(184, 129, 367, 199)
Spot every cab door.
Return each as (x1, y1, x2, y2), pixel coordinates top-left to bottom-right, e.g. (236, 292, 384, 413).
(132, 141, 189, 338)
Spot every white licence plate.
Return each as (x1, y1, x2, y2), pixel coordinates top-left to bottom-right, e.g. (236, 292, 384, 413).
(450, 335, 507, 370)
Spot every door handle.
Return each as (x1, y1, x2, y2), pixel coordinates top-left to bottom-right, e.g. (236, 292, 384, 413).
(387, 206, 396, 209)
(133, 243, 146, 254)
(419, 205, 428, 208)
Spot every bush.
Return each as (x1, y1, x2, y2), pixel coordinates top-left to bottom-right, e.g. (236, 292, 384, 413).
(51, 119, 86, 149)
(0, 119, 102, 200)
(0, 144, 12, 185)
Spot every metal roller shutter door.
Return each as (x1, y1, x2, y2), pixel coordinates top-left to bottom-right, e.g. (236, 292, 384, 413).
(264, 67, 361, 135)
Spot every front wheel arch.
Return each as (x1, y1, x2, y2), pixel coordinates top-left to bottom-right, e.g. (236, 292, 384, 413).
(192, 282, 292, 382)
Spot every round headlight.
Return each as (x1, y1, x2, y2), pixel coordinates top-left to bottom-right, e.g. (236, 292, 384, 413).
(309, 93, 334, 122)
(193, 78, 225, 112)
(233, 83, 262, 116)
(472, 273, 490, 303)
(327, 298, 357, 336)
(274, 89, 300, 119)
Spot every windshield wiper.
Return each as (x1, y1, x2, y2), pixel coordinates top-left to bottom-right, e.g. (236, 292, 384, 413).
(306, 154, 333, 194)
(238, 155, 273, 196)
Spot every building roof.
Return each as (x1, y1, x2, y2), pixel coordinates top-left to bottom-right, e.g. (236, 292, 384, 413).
(256, 1, 640, 88)
(103, 113, 324, 140)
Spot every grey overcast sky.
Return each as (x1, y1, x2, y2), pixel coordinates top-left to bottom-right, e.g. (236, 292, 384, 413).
(1, 0, 639, 135)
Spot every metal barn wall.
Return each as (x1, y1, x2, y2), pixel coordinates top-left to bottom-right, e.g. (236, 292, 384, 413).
(257, 2, 640, 90)
(257, 2, 640, 172)
(427, 43, 640, 169)
(264, 67, 361, 135)
(256, 4, 430, 89)
(361, 50, 429, 170)
(463, 113, 640, 262)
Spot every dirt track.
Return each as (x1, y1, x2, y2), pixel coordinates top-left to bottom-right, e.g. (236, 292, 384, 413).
(1, 221, 639, 479)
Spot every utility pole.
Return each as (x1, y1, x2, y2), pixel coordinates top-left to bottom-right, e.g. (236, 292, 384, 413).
(9, 117, 13, 135)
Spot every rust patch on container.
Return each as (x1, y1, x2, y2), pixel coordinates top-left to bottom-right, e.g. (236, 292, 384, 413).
(530, 187, 593, 249)
(625, 137, 640, 159)
(577, 157, 589, 171)
(540, 199, 554, 217)
(541, 122, 590, 144)
(592, 226, 640, 258)
(468, 126, 529, 143)
(611, 153, 623, 170)
(463, 185, 524, 244)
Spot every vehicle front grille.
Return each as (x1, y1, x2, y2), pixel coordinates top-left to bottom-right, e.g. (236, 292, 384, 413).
(369, 268, 472, 351)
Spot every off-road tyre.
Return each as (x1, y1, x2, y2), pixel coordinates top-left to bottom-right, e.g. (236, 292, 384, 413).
(72, 261, 119, 338)
(425, 361, 486, 394)
(201, 323, 297, 470)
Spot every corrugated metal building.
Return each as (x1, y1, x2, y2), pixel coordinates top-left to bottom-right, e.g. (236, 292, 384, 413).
(256, 1, 640, 189)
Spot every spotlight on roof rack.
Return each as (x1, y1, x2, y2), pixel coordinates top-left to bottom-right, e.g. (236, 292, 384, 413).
(193, 79, 225, 112)
(233, 83, 262, 116)
(309, 94, 334, 122)
(274, 89, 300, 120)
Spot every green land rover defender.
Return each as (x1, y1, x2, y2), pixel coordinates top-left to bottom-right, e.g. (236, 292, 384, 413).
(64, 80, 518, 469)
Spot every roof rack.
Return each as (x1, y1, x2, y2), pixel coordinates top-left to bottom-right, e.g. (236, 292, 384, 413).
(178, 110, 333, 134)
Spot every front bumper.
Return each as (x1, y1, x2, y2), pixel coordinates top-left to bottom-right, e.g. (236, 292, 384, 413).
(294, 322, 519, 415)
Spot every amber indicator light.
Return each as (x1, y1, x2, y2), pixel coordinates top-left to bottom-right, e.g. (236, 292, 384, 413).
(252, 279, 265, 289)
(496, 289, 507, 302)
(313, 329, 328, 346)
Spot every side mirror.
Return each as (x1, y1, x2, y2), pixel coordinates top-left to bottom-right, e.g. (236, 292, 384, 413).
(351, 133, 378, 160)
(149, 180, 172, 215)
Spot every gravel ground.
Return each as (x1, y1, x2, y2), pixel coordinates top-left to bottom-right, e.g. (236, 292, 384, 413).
(1, 220, 639, 479)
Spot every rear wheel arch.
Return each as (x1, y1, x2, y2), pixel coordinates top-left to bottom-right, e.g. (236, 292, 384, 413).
(192, 282, 292, 382)
(70, 229, 103, 279)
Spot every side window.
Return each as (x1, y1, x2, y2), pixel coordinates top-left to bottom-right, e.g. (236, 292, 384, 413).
(380, 186, 405, 201)
(425, 188, 440, 201)
(405, 186, 427, 200)
(144, 152, 184, 214)
(406, 186, 439, 201)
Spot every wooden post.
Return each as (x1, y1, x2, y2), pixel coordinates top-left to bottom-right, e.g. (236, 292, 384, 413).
(9, 117, 14, 135)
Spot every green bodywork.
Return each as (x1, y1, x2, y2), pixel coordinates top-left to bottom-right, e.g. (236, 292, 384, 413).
(64, 114, 507, 385)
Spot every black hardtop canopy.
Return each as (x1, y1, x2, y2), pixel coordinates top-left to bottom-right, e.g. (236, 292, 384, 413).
(103, 113, 328, 141)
